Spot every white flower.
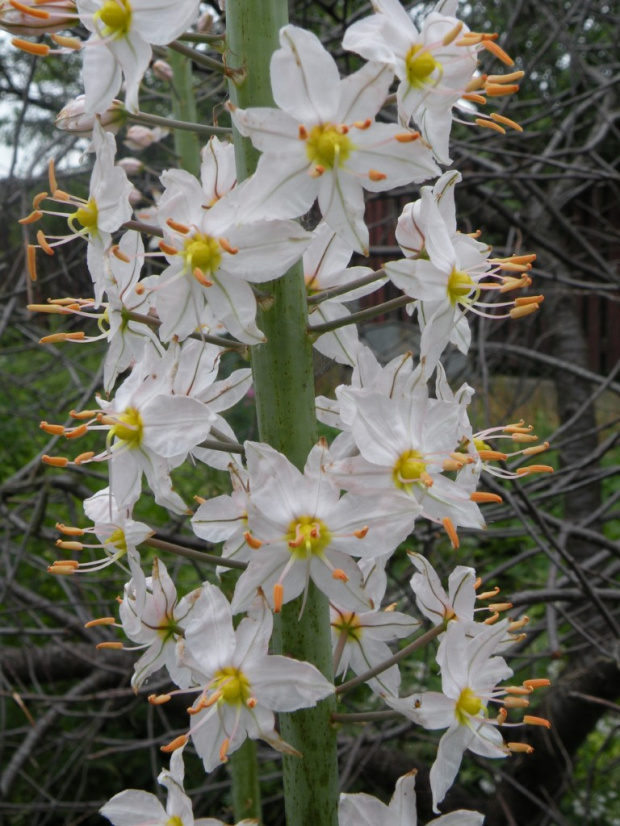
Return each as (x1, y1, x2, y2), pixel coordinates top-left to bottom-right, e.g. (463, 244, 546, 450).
(385, 621, 514, 812)
(77, 0, 201, 114)
(409, 552, 476, 628)
(119, 558, 202, 690)
(339, 769, 484, 826)
(231, 442, 406, 615)
(305, 222, 385, 366)
(180, 588, 334, 772)
(331, 602, 419, 695)
(150, 167, 310, 344)
(328, 388, 485, 546)
(90, 348, 216, 513)
(230, 24, 439, 254)
(343, 1, 479, 163)
(100, 748, 246, 825)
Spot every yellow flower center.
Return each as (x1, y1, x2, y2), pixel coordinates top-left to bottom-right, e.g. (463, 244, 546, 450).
(213, 667, 251, 705)
(473, 437, 490, 452)
(447, 269, 474, 305)
(73, 198, 99, 232)
(306, 124, 353, 169)
(183, 233, 222, 276)
(393, 450, 426, 490)
(286, 515, 332, 559)
(166, 817, 183, 826)
(405, 44, 440, 87)
(456, 687, 483, 724)
(96, 0, 132, 37)
(107, 527, 127, 553)
(332, 611, 363, 642)
(111, 407, 143, 449)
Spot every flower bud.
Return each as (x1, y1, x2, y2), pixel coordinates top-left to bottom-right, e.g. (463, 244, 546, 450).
(55, 95, 125, 137)
(152, 59, 173, 82)
(0, 0, 74, 36)
(124, 125, 169, 151)
(128, 186, 142, 206)
(117, 157, 144, 175)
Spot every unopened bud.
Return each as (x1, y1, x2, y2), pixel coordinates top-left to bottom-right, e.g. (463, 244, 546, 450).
(152, 59, 173, 82)
(56, 95, 125, 137)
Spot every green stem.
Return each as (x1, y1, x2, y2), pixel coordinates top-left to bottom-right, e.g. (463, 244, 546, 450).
(226, 3, 339, 825)
(166, 49, 202, 177)
(230, 739, 262, 822)
(309, 294, 413, 336)
(127, 110, 231, 139)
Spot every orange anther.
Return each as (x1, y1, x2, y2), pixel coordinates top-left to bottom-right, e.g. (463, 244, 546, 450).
(514, 295, 544, 307)
(42, 455, 68, 467)
(478, 450, 508, 462)
(475, 118, 506, 134)
(310, 164, 325, 178)
(40, 422, 65, 435)
(507, 742, 534, 754)
(11, 37, 50, 56)
(503, 696, 530, 709)
(524, 715, 551, 729)
(56, 523, 85, 536)
(490, 112, 523, 132)
(19, 210, 43, 225)
(147, 693, 172, 705)
(523, 678, 551, 689)
(465, 75, 487, 92)
(485, 83, 520, 97)
(53, 189, 71, 201)
(10, 0, 50, 17)
(158, 240, 178, 256)
(96, 642, 124, 650)
(51, 33, 82, 50)
(511, 433, 539, 443)
(219, 737, 230, 763)
(488, 602, 513, 612)
(352, 119, 372, 130)
(442, 517, 459, 550)
(487, 71, 525, 84)
(442, 20, 463, 45)
(48, 158, 58, 193)
(74, 451, 95, 465)
(84, 617, 116, 628)
(394, 131, 420, 143)
(166, 218, 190, 234)
(332, 569, 349, 582)
(482, 40, 515, 66)
(243, 531, 262, 550)
(219, 237, 239, 255)
(36, 230, 54, 256)
(353, 526, 368, 539)
(193, 267, 213, 287)
(273, 583, 284, 613)
(65, 423, 88, 439)
(299, 125, 308, 140)
(33, 191, 48, 208)
(112, 245, 131, 263)
(470, 492, 503, 504)
(464, 93, 487, 105)
(56, 540, 83, 551)
(477, 587, 500, 600)
(160, 735, 189, 753)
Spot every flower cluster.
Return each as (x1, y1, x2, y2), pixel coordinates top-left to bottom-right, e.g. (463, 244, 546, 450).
(21, 0, 555, 822)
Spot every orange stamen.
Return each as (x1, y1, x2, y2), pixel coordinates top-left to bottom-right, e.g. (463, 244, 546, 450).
(508, 742, 534, 754)
(442, 517, 459, 549)
(332, 569, 349, 582)
(56, 540, 83, 551)
(353, 526, 368, 539)
(11, 37, 50, 56)
(394, 131, 420, 143)
(75, 452, 95, 465)
(243, 531, 262, 550)
(273, 583, 284, 613)
(147, 693, 172, 705)
(471, 492, 503, 504)
(48, 158, 57, 193)
(491, 112, 523, 132)
(160, 735, 189, 753)
(464, 93, 487, 104)
(51, 33, 82, 50)
(84, 617, 116, 628)
(524, 715, 551, 729)
(193, 267, 213, 287)
(485, 83, 520, 97)
(19, 210, 43, 225)
(166, 218, 190, 234)
(478, 450, 508, 461)
(482, 40, 515, 66)
(10, 0, 50, 17)
(36, 230, 54, 256)
(95, 642, 124, 650)
(65, 423, 88, 439)
(42, 455, 68, 467)
(487, 71, 525, 84)
(475, 118, 506, 134)
(219, 237, 239, 254)
(112, 245, 131, 263)
(40, 422, 65, 435)
(158, 240, 178, 256)
(510, 304, 540, 319)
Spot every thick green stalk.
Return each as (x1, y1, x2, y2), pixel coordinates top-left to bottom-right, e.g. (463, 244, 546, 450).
(230, 740, 262, 822)
(226, 3, 340, 825)
(167, 48, 201, 177)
